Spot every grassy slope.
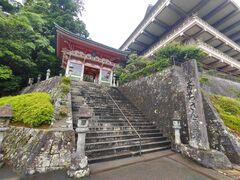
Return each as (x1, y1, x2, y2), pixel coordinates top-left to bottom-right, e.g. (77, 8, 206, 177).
(209, 94, 240, 134)
(0, 92, 53, 127)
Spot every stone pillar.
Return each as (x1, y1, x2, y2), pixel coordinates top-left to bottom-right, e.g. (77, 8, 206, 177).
(0, 105, 12, 168)
(46, 69, 51, 80)
(112, 74, 116, 87)
(172, 111, 181, 145)
(182, 60, 210, 150)
(28, 78, 33, 86)
(37, 74, 41, 83)
(67, 105, 93, 179)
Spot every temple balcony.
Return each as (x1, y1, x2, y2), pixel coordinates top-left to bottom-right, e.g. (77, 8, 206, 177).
(137, 15, 240, 75)
(143, 15, 240, 60)
(195, 41, 240, 76)
(121, 0, 240, 65)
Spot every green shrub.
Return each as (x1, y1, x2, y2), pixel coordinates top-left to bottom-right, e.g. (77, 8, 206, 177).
(60, 76, 70, 96)
(199, 75, 209, 85)
(0, 92, 54, 127)
(62, 76, 70, 85)
(59, 105, 68, 117)
(115, 42, 205, 84)
(120, 58, 170, 83)
(60, 83, 70, 95)
(210, 94, 240, 133)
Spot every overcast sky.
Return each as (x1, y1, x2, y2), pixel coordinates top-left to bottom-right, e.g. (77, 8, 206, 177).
(82, 0, 158, 49)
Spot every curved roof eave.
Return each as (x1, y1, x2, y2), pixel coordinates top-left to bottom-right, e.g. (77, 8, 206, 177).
(55, 23, 129, 56)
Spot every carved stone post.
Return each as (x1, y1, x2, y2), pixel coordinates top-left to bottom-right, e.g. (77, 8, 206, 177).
(28, 78, 33, 86)
(0, 105, 12, 167)
(67, 105, 92, 178)
(172, 111, 181, 145)
(37, 74, 41, 83)
(112, 74, 116, 87)
(46, 69, 51, 80)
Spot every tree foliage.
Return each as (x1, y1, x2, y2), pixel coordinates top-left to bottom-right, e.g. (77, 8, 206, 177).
(0, 0, 88, 96)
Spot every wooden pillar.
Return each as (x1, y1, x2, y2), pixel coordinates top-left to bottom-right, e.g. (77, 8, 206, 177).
(99, 67, 102, 84)
(65, 60, 70, 76)
(80, 63, 85, 81)
(110, 70, 113, 86)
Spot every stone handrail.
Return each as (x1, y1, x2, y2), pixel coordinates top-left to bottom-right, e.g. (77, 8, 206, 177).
(144, 15, 240, 59)
(106, 91, 142, 155)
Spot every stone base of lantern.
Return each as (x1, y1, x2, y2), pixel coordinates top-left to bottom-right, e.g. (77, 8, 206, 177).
(67, 154, 90, 179)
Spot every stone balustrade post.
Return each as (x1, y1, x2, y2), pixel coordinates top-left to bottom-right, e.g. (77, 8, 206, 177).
(46, 69, 51, 80)
(67, 105, 93, 179)
(75, 119, 89, 157)
(28, 78, 33, 86)
(172, 111, 181, 145)
(112, 76, 116, 87)
(0, 105, 12, 167)
(37, 74, 41, 83)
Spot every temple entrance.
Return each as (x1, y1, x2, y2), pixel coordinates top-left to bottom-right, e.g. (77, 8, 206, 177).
(83, 66, 100, 83)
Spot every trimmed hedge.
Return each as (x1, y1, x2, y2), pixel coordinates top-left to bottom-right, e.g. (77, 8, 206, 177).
(0, 92, 54, 127)
(210, 94, 240, 134)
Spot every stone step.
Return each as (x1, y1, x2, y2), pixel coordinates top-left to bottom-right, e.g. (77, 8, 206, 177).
(86, 132, 164, 143)
(86, 141, 171, 158)
(86, 129, 161, 137)
(86, 136, 167, 148)
(88, 146, 171, 164)
(90, 122, 155, 127)
(89, 125, 157, 131)
(93, 116, 146, 122)
(89, 122, 155, 128)
(93, 113, 144, 118)
(93, 110, 141, 114)
(91, 119, 151, 124)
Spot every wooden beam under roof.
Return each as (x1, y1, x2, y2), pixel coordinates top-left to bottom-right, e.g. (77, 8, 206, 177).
(212, 10, 239, 28)
(203, 0, 230, 21)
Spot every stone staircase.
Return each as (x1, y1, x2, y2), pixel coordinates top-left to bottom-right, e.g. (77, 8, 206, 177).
(71, 81, 171, 163)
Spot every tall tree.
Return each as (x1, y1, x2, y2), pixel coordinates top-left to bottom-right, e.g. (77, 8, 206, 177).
(0, 0, 88, 96)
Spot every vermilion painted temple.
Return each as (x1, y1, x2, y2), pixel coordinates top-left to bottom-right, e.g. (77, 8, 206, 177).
(55, 24, 127, 85)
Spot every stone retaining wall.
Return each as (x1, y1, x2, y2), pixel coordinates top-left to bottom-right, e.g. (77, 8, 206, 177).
(203, 96, 240, 164)
(21, 76, 61, 96)
(2, 127, 75, 175)
(200, 74, 240, 98)
(118, 66, 189, 144)
(118, 60, 240, 166)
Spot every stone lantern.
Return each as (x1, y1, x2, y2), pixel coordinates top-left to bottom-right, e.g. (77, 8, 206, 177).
(67, 105, 93, 178)
(0, 104, 12, 167)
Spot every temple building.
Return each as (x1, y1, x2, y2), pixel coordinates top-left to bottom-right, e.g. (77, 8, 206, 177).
(55, 24, 127, 85)
(120, 0, 240, 76)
